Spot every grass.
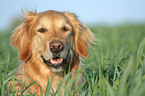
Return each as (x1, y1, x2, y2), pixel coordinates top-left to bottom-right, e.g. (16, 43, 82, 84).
(0, 23, 145, 96)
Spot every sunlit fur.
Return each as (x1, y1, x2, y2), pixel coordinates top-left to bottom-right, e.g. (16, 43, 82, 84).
(9, 10, 94, 95)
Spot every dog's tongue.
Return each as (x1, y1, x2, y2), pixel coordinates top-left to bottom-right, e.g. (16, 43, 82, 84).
(50, 58, 63, 64)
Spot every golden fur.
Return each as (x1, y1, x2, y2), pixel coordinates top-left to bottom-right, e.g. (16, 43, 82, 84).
(9, 10, 94, 95)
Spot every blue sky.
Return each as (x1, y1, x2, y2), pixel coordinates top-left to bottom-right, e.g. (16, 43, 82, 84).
(0, 0, 145, 30)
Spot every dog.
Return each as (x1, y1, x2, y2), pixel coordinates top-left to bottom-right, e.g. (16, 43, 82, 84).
(9, 10, 94, 95)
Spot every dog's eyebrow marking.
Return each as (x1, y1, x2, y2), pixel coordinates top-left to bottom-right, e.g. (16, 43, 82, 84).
(36, 17, 52, 29)
(65, 24, 72, 30)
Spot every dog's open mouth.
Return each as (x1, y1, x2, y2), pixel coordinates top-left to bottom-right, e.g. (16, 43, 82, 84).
(41, 56, 66, 72)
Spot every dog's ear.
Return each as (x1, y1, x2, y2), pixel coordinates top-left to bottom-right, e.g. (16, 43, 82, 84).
(11, 10, 37, 61)
(63, 12, 94, 58)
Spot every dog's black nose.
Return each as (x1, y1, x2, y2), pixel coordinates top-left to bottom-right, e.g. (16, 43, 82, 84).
(50, 41, 64, 53)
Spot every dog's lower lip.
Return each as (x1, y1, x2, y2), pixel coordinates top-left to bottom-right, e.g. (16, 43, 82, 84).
(41, 56, 50, 65)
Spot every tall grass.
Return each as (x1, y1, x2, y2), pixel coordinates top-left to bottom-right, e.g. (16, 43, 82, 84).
(0, 23, 145, 96)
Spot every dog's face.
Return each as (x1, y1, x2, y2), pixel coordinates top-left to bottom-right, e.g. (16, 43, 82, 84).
(11, 10, 93, 72)
(32, 11, 73, 72)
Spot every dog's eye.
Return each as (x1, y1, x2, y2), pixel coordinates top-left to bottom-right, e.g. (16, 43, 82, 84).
(38, 28, 46, 33)
(63, 27, 69, 31)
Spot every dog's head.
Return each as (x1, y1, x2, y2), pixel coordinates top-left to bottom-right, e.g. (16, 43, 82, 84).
(11, 10, 93, 72)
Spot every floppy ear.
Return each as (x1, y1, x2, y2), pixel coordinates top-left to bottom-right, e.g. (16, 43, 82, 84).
(63, 12, 94, 58)
(11, 10, 37, 61)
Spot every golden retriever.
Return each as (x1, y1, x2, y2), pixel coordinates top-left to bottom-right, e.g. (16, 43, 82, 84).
(9, 10, 94, 95)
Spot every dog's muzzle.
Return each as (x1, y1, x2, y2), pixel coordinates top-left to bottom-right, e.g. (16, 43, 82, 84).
(41, 40, 67, 72)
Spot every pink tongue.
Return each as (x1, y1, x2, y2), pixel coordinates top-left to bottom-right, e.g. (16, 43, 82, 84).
(50, 58, 63, 64)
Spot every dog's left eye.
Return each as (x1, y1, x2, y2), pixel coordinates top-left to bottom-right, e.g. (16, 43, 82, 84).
(38, 28, 46, 33)
(62, 27, 69, 31)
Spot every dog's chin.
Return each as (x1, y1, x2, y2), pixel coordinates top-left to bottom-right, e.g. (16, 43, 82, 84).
(50, 66, 64, 73)
(41, 56, 65, 73)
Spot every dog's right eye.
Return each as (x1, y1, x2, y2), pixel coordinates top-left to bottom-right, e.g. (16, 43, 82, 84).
(38, 28, 46, 33)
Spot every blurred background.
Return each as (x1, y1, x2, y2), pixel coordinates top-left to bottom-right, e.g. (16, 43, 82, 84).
(0, 0, 145, 30)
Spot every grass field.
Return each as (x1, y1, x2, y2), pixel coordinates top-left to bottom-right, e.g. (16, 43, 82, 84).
(0, 23, 145, 96)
